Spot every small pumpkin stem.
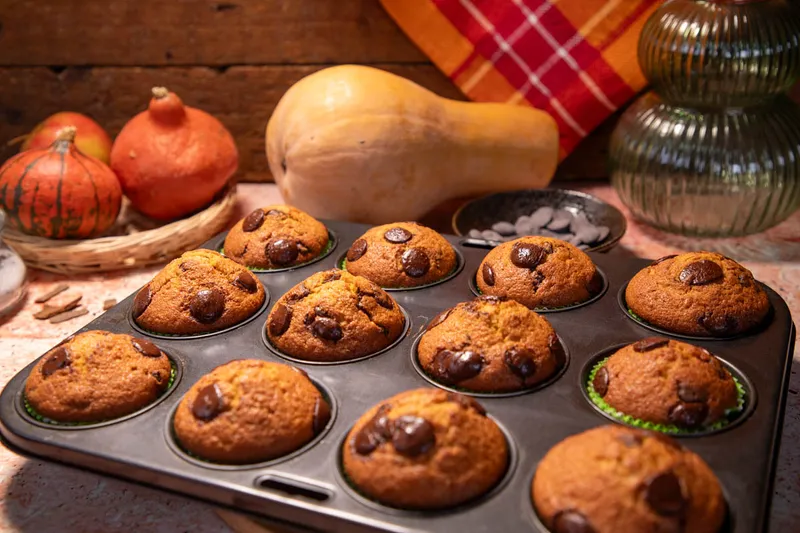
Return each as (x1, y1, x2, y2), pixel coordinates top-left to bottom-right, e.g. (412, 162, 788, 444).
(55, 126, 78, 143)
(152, 86, 170, 99)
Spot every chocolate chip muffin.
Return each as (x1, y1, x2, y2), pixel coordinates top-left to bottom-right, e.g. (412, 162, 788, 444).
(173, 359, 331, 464)
(533, 425, 726, 533)
(133, 249, 266, 335)
(342, 388, 508, 510)
(24, 330, 173, 423)
(344, 222, 457, 288)
(476, 236, 602, 309)
(625, 252, 770, 337)
(590, 338, 740, 431)
(223, 205, 330, 269)
(266, 269, 405, 362)
(417, 296, 564, 393)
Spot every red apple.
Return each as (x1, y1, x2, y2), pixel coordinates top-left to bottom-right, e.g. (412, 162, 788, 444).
(21, 112, 112, 164)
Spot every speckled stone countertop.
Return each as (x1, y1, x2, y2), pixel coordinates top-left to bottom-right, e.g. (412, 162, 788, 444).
(0, 183, 797, 532)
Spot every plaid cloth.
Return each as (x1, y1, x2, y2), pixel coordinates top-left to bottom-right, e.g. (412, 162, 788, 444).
(381, 0, 661, 160)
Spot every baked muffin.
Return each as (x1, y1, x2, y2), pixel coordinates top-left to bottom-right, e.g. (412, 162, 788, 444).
(133, 249, 266, 335)
(173, 359, 331, 464)
(418, 295, 564, 392)
(25, 330, 172, 423)
(625, 251, 770, 337)
(476, 236, 602, 309)
(344, 222, 457, 288)
(342, 388, 508, 510)
(533, 425, 726, 533)
(223, 205, 330, 269)
(589, 338, 740, 431)
(266, 269, 405, 362)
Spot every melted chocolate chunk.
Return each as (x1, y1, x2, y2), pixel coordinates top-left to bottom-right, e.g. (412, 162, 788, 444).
(267, 238, 299, 266)
(42, 346, 71, 377)
(192, 383, 225, 421)
(592, 366, 609, 397)
(650, 254, 678, 266)
(504, 347, 537, 380)
(531, 270, 545, 292)
(242, 209, 265, 232)
(384, 227, 412, 244)
(132, 285, 152, 319)
(373, 291, 394, 309)
(446, 392, 487, 416)
(131, 338, 162, 358)
(310, 316, 343, 342)
(698, 313, 738, 336)
(189, 288, 226, 324)
(353, 405, 393, 455)
(549, 334, 567, 367)
(632, 337, 670, 352)
(321, 271, 341, 283)
(668, 402, 709, 428)
(552, 510, 596, 533)
(152, 371, 163, 383)
(347, 239, 368, 262)
(391, 415, 435, 457)
(426, 308, 452, 331)
(268, 303, 292, 337)
(482, 263, 495, 286)
(287, 285, 311, 302)
(676, 382, 707, 403)
(402, 248, 430, 278)
(313, 397, 332, 435)
(233, 271, 259, 293)
(431, 349, 483, 384)
(510, 242, 547, 269)
(645, 472, 687, 516)
(586, 270, 603, 295)
(678, 260, 724, 286)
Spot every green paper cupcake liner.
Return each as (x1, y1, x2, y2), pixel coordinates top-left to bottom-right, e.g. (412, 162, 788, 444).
(219, 236, 336, 273)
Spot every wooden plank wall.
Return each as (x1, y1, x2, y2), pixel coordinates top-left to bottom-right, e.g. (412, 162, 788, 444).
(0, 0, 614, 182)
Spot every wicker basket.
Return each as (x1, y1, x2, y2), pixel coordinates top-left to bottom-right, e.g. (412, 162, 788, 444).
(3, 187, 238, 274)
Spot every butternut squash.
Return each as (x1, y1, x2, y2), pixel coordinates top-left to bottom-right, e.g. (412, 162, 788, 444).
(266, 65, 559, 224)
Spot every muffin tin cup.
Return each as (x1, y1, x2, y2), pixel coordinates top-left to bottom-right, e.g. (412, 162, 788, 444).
(165, 378, 337, 471)
(410, 332, 570, 398)
(261, 306, 412, 366)
(579, 343, 757, 438)
(617, 281, 774, 341)
(468, 267, 608, 314)
(217, 229, 340, 274)
(334, 417, 518, 516)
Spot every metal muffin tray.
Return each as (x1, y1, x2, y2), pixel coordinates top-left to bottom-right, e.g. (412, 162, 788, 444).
(0, 220, 794, 533)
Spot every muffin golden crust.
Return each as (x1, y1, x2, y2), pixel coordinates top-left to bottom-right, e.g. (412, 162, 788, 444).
(593, 338, 739, 430)
(173, 359, 331, 464)
(476, 236, 602, 309)
(133, 249, 266, 335)
(418, 296, 563, 392)
(533, 425, 726, 533)
(625, 252, 770, 337)
(344, 222, 457, 288)
(266, 269, 405, 362)
(223, 205, 329, 269)
(25, 330, 172, 423)
(342, 388, 508, 510)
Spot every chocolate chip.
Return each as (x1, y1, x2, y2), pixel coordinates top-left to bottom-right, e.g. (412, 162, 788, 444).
(552, 510, 596, 533)
(592, 366, 609, 396)
(511, 242, 547, 269)
(482, 262, 495, 286)
(286, 285, 311, 302)
(132, 285, 152, 318)
(233, 271, 259, 293)
(347, 239, 368, 262)
(42, 346, 70, 377)
(192, 383, 225, 421)
(446, 392, 487, 416)
(313, 397, 332, 435)
(549, 334, 567, 367)
(650, 254, 677, 266)
(373, 291, 394, 309)
(632, 337, 669, 352)
(676, 382, 707, 403)
(310, 316, 343, 342)
(678, 260, 724, 286)
(268, 303, 292, 337)
(242, 209, 265, 232)
(152, 371, 162, 383)
(267, 238, 299, 266)
(698, 313, 738, 336)
(353, 405, 393, 455)
(504, 347, 537, 380)
(586, 270, 603, 295)
(431, 349, 483, 384)
(391, 415, 435, 457)
(189, 288, 225, 324)
(384, 227, 412, 243)
(402, 248, 430, 278)
(645, 472, 687, 516)
(426, 308, 452, 331)
(131, 338, 162, 358)
(668, 402, 709, 428)
(321, 271, 341, 283)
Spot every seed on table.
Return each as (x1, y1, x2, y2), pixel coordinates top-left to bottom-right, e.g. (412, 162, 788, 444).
(575, 226, 600, 245)
(491, 221, 517, 236)
(515, 218, 536, 236)
(596, 226, 610, 242)
(481, 230, 503, 241)
(546, 209, 572, 231)
(569, 213, 591, 233)
(529, 207, 554, 228)
(468, 229, 482, 239)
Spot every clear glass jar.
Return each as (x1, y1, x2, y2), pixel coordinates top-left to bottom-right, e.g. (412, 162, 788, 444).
(0, 210, 28, 317)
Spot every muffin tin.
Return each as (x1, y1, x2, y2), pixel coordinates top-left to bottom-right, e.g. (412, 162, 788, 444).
(0, 220, 794, 533)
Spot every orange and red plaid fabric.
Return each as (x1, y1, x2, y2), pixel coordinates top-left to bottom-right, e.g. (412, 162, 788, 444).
(381, 0, 662, 160)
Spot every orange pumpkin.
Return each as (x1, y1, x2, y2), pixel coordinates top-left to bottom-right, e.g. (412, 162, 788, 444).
(0, 127, 122, 239)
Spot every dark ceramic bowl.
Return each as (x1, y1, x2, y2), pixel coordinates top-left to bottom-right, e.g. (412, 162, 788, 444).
(452, 189, 627, 253)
